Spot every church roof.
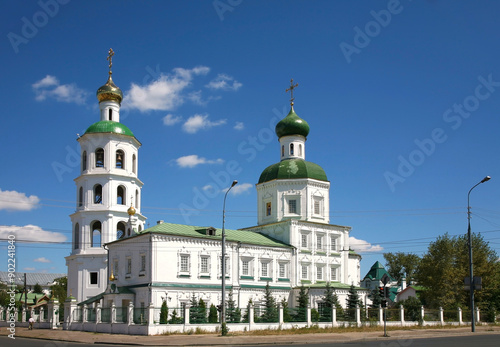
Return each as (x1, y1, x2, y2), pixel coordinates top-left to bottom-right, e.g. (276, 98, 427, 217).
(275, 107, 310, 138)
(362, 261, 394, 282)
(139, 222, 293, 248)
(84, 120, 134, 137)
(258, 158, 328, 184)
(0, 271, 65, 287)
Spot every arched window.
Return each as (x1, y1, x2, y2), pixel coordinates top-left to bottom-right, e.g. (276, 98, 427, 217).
(117, 186, 125, 205)
(132, 154, 137, 174)
(74, 223, 80, 250)
(127, 228, 131, 237)
(94, 184, 103, 204)
(91, 221, 102, 247)
(299, 144, 302, 157)
(116, 150, 124, 169)
(78, 187, 83, 207)
(108, 109, 113, 121)
(136, 189, 139, 209)
(281, 145, 284, 157)
(117, 221, 126, 239)
(138, 225, 142, 232)
(290, 143, 294, 156)
(95, 148, 104, 168)
(82, 151, 87, 171)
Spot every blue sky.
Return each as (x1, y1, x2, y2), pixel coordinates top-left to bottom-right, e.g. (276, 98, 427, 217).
(2, 0, 500, 278)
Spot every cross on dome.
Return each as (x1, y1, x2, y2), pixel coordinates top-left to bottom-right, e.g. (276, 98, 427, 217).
(107, 48, 114, 77)
(285, 78, 299, 106)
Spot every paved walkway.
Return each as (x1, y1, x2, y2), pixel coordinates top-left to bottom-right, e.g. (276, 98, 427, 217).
(1, 326, 500, 346)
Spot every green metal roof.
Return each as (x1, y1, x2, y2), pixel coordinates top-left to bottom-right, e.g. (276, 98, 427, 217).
(275, 107, 310, 138)
(362, 261, 394, 282)
(84, 120, 134, 137)
(139, 222, 292, 249)
(296, 282, 368, 291)
(258, 158, 328, 184)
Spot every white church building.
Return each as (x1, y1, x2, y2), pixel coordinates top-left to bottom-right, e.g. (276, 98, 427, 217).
(65, 51, 367, 315)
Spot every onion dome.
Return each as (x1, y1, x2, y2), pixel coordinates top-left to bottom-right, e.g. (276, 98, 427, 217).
(275, 107, 310, 138)
(258, 158, 327, 184)
(96, 75, 123, 104)
(84, 120, 134, 137)
(127, 204, 136, 216)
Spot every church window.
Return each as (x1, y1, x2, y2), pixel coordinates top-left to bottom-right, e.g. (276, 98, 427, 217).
(261, 261, 269, 277)
(91, 221, 102, 247)
(314, 200, 320, 215)
(117, 221, 126, 239)
(299, 144, 302, 157)
(90, 272, 98, 285)
(94, 185, 102, 204)
(78, 187, 83, 207)
(116, 150, 124, 169)
(200, 256, 209, 274)
(301, 234, 308, 248)
(317, 234, 323, 251)
(279, 263, 286, 278)
(138, 224, 142, 232)
(135, 189, 139, 209)
(242, 260, 249, 275)
(317, 266, 323, 280)
(95, 148, 104, 168)
(266, 202, 272, 216)
(74, 223, 80, 250)
(108, 109, 112, 121)
(113, 260, 119, 278)
(82, 151, 87, 171)
(288, 199, 297, 214)
(132, 154, 137, 174)
(331, 267, 338, 281)
(301, 265, 308, 279)
(180, 254, 190, 273)
(290, 143, 294, 156)
(127, 258, 132, 274)
(117, 186, 125, 205)
(331, 237, 337, 252)
(281, 145, 284, 157)
(140, 254, 146, 272)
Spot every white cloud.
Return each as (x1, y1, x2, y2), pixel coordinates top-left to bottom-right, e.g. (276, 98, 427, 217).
(34, 257, 51, 263)
(32, 75, 88, 104)
(125, 66, 210, 112)
(0, 189, 39, 211)
(163, 114, 183, 126)
(23, 267, 36, 271)
(229, 183, 253, 195)
(175, 155, 224, 168)
(0, 225, 67, 243)
(182, 114, 226, 134)
(206, 74, 242, 91)
(234, 122, 244, 130)
(349, 236, 383, 253)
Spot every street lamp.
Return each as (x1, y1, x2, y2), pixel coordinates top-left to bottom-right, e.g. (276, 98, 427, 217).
(467, 175, 490, 333)
(221, 180, 237, 335)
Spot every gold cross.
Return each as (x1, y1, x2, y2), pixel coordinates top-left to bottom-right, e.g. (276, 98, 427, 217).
(107, 48, 115, 76)
(285, 79, 299, 106)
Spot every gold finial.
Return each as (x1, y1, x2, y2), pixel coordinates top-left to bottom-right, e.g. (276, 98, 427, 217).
(285, 78, 299, 106)
(107, 48, 115, 77)
(109, 269, 116, 282)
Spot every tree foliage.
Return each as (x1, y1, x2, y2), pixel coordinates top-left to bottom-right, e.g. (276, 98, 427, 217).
(49, 277, 67, 304)
(159, 300, 168, 324)
(208, 304, 218, 323)
(295, 285, 309, 321)
(383, 252, 421, 284)
(226, 289, 241, 323)
(33, 283, 43, 294)
(261, 282, 278, 322)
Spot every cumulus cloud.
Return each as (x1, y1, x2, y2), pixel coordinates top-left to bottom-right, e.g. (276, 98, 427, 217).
(206, 74, 242, 91)
(182, 114, 226, 134)
(125, 66, 210, 112)
(32, 75, 88, 104)
(163, 114, 183, 126)
(234, 122, 244, 130)
(0, 225, 67, 243)
(23, 267, 36, 271)
(34, 257, 51, 263)
(349, 236, 383, 253)
(229, 183, 253, 195)
(175, 155, 224, 168)
(0, 189, 39, 211)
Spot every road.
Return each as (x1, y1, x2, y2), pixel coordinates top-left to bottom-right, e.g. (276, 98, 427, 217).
(2, 334, 499, 347)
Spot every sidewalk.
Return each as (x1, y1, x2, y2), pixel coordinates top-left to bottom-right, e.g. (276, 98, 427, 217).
(2, 325, 500, 346)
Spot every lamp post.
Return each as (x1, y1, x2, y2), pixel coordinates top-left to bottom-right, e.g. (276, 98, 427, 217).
(467, 175, 490, 332)
(221, 180, 237, 336)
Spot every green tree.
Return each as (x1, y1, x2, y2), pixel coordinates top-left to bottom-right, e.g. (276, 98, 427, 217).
(261, 282, 278, 322)
(33, 283, 43, 294)
(198, 298, 208, 323)
(159, 300, 169, 324)
(395, 296, 422, 322)
(208, 304, 218, 323)
(0, 283, 10, 307)
(189, 294, 204, 323)
(169, 308, 183, 324)
(295, 285, 309, 322)
(346, 284, 360, 321)
(383, 252, 421, 284)
(226, 289, 240, 323)
(49, 277, 67, 303)
(369, 288, 383, 308)
(281, 297, 292, 322)
(332, 292, 344, 320)
(320, 282, 335, 321)
(416, 233, 499, 310)
(242, 298, 252, 323)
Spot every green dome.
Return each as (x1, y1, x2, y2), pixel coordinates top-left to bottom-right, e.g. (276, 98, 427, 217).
(275, 107, 310, 138)
(258, 159, 328, 184)
(85, 120, 134, 137)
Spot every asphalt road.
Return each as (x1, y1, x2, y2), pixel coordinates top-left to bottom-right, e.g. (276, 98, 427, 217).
(2, 334, 499, 347)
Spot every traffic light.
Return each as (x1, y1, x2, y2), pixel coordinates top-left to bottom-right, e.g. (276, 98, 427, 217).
(216, 304, 222, 312)
(384, 286, 389, 298)
(379, 287, 384, 297)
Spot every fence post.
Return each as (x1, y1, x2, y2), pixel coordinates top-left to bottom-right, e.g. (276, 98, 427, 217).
(420, 306, 425, 325)
(147, 303, 155, 325)
(21, 307, 26, 323)
(458, 307, 463, 325)
(96, 303, 102, 324)
(184, 304, 190, 325)
(128, 302, 134, 325)
(249, 302, 254, 331)
(48, 297, 59, 329)
(64, 295, 77, 329)
(111, 303, 116, 324)
(278, 302, 283, 327)
(400, 304, 405, 326)
(307, 304, 312, 326)
(355, 304, 361, 327)
(379, 305, 383, 326)
(39, 307, 44, 322)
(476, 307, 480, 323)
(439, 307, 444, 325)
(332, 306, 337, 327)
(82, 304, 88, 323)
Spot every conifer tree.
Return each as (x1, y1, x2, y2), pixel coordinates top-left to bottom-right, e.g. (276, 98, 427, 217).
(281, 297, 292, 322)
(346, 284, 360, 321)
(321, 282, 334, 321)
(262, 282, 278, 322)
(159, 300, 169, 324)
(208, 304, 218, 323)
(226, 288, 241, 323)
(242, 298, 252, 323)
(295, 285, 309, 322)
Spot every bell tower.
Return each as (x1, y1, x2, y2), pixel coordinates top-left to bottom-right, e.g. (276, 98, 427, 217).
(66, 49, 147, 302)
